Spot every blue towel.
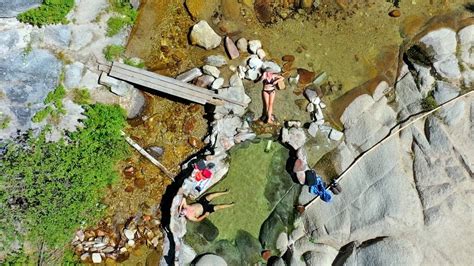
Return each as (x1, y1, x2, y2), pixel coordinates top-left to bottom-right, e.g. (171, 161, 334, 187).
(309, 176, 332, 202)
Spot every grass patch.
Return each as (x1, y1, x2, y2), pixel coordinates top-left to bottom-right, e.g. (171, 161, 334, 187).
(0, 115, 11, 129)
(421, 92, 438, 110)
(106, 0, 137, 37)
(17, 0, 75, 27)
(32, 106, 53, 123)
(0, 104, 129, 260)
(103, 44, 125, 61)
(124, 57, 145, 68)
(72, 88, 91, 105)
(32, 85, 68, 123)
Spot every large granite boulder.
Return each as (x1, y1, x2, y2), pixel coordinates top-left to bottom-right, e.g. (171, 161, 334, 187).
(0, 0, 42, 18)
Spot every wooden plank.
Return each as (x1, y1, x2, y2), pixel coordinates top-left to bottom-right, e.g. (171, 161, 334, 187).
(109, 68, 207, 105)
(109, 67, 216, 105)
(113, 62, 246, 107)
(110, 66, 215, 102)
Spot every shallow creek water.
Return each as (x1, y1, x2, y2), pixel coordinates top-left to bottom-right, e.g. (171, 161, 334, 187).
(97, 0, 469, 264)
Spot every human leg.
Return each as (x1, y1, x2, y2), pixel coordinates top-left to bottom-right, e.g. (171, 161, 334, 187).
(204, 190, 230, 201)
(213, 203, 235, 211)
(262, 90, 270, 119)
(267, 91, 276, 123)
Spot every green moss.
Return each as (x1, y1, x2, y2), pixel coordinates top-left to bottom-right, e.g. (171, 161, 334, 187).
(124, 57, 145, 68)
(72, 88, 91, 105)
(1, 104, 129, 253)
(103, 45, 125, 61)
(0, 115, 11, 129)
(45, 84, 66, 107)
(422, 93, 438, 110)
(32, 106, 53, 123)
(106, 0, 137, 37)
(17, 0, 75, 27)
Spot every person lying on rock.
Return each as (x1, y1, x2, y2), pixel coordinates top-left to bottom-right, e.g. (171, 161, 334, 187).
(178, 190, 234, 222)
(259, 67, 284, 124)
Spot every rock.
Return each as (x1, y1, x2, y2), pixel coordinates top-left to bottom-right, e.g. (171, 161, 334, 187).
(262, 61, 282, 73)
(205, 55, 227, 67)
(211, 77, 224, 89)
(372, 81, 389, 101)
(329, 128, 343, 141)
(215, 86, 251, 116)
(433, 81, 459, 104)
(308, 122, 319, 137)
(304, 89, 318, 103)
(248, 40, 262, 54)
(194, 75, 215, 88)
(257, 48, 266, 59)
(389, 9, 401, 17)
(70, 25, 95, 51)
(195, 254, 227, 266)
(146, 146, 164, 159)
(124, 229, 135, 240)
(306, 103, 315, 113)
(276, 232, 288, 255)
(43, 25, 72, 48)
(293, 158, 307, 172)
(433, 56, 461, 80)
(64, 62, 85, 89)
(224, 36, 240, 59)
(420, 28, 457, 62)
(248, 56, 263, 69)
(229, 73, 243, 87)
(99, 72, 132, 97)
(202, 65, 220, 78)
(190, 20, 222, 50)
(245, 68, 260, 81)
(130, 0, 140, 9)
(80, 253, 90, 261)
(341, 94, 375, 125)
(91, 253, 102, 264)
(176, 68, 203, 82)
(457, 25, 474, 66)
(282, 127, 307, 150)
(79, 69, 100, 89)
(238, 65, 247, 79)
(0, 0, 42, 18)
(236, 38, 248, 52)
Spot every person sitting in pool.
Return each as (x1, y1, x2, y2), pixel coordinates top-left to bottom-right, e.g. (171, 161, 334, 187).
(260, 68, 284, 124)
(178, 190, 234, 222)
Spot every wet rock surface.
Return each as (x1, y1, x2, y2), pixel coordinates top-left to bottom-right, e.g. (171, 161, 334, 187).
(0, 0, 42, 18)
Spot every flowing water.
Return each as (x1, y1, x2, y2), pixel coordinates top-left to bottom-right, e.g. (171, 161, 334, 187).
(97, 0, 470, 264)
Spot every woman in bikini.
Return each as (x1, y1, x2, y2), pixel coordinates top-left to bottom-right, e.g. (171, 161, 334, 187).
(261, 68, 284, 124)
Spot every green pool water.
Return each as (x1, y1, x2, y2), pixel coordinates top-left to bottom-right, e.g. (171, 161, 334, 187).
(184, 139, 297, 264)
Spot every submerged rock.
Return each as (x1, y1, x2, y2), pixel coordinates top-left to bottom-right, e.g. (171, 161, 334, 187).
(195, 254, 227, 266)
(0, 0, 42, 18)
(205, 55, 227, 67)
(190, 20, 222, 50)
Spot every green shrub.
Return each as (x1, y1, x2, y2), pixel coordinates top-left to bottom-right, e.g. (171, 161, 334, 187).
(0, 104, 129, 252)
(17, 0, 75, 27)
(106, 0, 137, 36)
(72, 88, 91, 105)
(103, 45, 125, 61)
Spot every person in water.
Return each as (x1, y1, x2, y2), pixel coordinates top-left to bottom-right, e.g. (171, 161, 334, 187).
(260, 68, 284, 124)
(178, 190, 234, 222)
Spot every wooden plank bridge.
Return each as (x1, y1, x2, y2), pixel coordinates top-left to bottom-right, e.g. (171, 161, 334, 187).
(99, 61, 245, 107)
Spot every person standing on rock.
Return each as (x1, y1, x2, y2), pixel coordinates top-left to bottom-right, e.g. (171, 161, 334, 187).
(178, 190, 234, 222)
(260, 68, 284, 124)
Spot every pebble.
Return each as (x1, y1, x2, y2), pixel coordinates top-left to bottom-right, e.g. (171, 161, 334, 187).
(128, 240, 135, 247)
(329, 129, 344, 141)
(124, 229, 135, 240)
(202, 65, 220, 78)
(229, 65, 237, 72)
(389, 9, 401, 17)
(190, 20, 222, 50)
(211, 77, 225, 89)
(194, 75, 215, 87)
(248, 55, 263, 69)
(308, 122, 319, 137)
(306, 103, 314, 113)
(245, 68, 260, 80)
(80, 253, 90, 261)
(282, 55, 295, 62)
(91, 253, 102, 264)
(225, 36, 240, 59)
(248, 39, 262, 54)
(256, 48, 266, 59)
(238, 65, 247, 78)
(236, 38, 248, 52)
(304, 88, 318, 103)
(176, 68, 203, 83)
(205, 55, 227, 67)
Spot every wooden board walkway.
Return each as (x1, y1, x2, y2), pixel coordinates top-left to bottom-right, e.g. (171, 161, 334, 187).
(99, 61, 245, 107)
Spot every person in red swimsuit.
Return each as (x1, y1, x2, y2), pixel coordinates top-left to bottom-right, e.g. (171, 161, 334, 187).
(260, 68, 284, 124)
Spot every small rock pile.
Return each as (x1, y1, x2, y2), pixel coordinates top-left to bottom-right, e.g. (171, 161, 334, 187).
(304, 88, 343, 141)
(72, 215, 163, 264)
